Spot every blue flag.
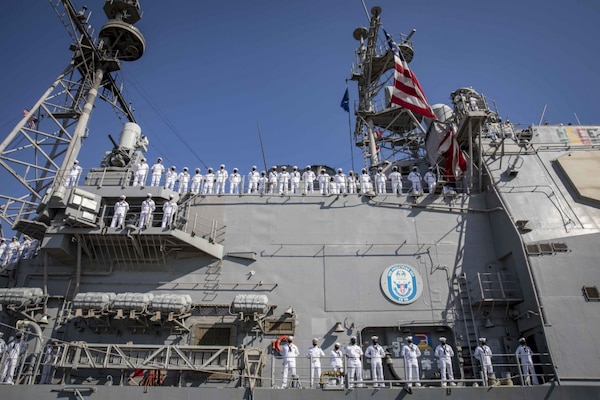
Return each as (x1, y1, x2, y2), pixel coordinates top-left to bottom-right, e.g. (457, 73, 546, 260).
(340, 88, 349, 112)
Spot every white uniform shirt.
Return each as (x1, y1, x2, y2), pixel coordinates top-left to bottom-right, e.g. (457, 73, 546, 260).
(113, 200, 129, 216)
(402, 343, 421, 361)
(163, 200, 177, 216)
(330, 348, 344, 368)
(151, 162, 165, 176)
(281, 342, 300, 363)
(435, 343, 454, 360)
(141, 199, 156, 213)
(365, 343, 385, 361)
(474, 344, 492, 365)
(515, 344, 534, 364)
(307, 346, 325, 366)
(344, 344, 363, 362)
(302, 170, 316, 184)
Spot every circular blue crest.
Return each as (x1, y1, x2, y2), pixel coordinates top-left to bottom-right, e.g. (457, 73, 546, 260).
(380, 264, 423, 304)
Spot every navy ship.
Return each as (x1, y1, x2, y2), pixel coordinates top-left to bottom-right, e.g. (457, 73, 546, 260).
(0, 2, 599, 399)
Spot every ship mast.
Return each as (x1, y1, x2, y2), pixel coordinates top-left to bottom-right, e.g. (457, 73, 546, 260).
(350, 6, 423, 171)
(0, 0, 145, 238)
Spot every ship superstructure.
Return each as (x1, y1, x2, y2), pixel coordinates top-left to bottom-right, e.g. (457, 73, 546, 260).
(0, 2, 599, 400)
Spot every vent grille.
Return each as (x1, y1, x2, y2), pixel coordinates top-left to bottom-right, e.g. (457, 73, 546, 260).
(583, 286, 600, 302)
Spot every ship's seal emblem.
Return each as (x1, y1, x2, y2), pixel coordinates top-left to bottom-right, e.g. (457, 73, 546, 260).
(380, 264, 422, 304)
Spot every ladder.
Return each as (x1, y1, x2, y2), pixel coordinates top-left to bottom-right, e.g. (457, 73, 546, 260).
(456, 273, 479, 379)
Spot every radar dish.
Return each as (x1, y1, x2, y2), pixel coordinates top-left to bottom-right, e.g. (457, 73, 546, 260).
(371, 6, 382, 17)
(353, 27, 369, 41)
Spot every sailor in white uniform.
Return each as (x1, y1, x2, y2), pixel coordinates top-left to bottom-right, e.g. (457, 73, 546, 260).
(280, 336, 299, 388)
(165, 166, 177, 190)
(388, 166, 402, 195)
(229, 168, 242, 194)
(132, 157, 149, 187)
(277, 166, 290, 195)
(330, 342, 344, 385)
(268, 166, 278, 194)
(408, 167, 423, 195)
(190, 168, 203, 194)
(401, 336, 421, 387)
(434, 337, 456, 386)
(474, 337, 493, 383)
(289, 166, 301, 194)
(203, 168, 215, 194)
(1, 331, 27, 384)
(307, 338, 325, 388)
(347, 171, 357, 194)
(64, 160, 82, 187)
(334, 168, 347, 195)
(177, 167, 190, 194)
(150, 157, 165, 186)
(344, 336, 363, 387)
(359, 168, 371, 194)
(365, 335, 386, 387)
(515, 338, 538, 385)
(215, 164, 228, 195)
(302, 166, 316, 194)
(161, 195, 177, 228)
(374, 167, 387, 194)
(318, 169, 329, 195)
(257, 171, 267, 195)
(247, 166, 260, 194)
(423, 167, 437, 194)
(138, 193, 156, 229)
(110, 195, 129, 228)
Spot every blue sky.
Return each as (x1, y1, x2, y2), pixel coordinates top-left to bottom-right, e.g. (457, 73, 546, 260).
(0, 0, 599, 181)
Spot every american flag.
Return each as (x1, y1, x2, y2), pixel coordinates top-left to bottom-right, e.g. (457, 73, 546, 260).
(383, 30, 436, 119)
(437, 125, 466, 182)
(23, 109, 38, 130)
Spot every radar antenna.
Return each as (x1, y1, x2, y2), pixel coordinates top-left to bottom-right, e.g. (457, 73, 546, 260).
(0, 0, 145, 238)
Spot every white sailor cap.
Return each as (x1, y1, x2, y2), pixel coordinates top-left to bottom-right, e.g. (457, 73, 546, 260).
(74, 160, 79, 164)
(146, 193, 152, 197)
(119, 195, 126, 199)
(350, 335, 357, 340)
(220, 164, 225, 168)
(169, 194, 174, 199)
(183, 167, 188, 171)
(252, 165, 257, 170)
(312, 337, 319, 342)
(371, 336, 378, 340)
(406, 336, 413, 341)
(287, 336, 294, 341)
(334, 342, 340, 346)
(439, 337, 447, 341)
(519, 337, 526, 342)
(157, 157, 162, 161)
(479, 337, 486, 342)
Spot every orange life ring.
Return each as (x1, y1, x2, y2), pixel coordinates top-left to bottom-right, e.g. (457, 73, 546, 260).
(271, 335, 289, 353)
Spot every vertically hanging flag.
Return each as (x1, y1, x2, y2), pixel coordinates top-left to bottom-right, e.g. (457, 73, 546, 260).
(383, 29, 436, 119)
(23, 109, 38, 130)
(437, 124, 466, 181)
(340, 88, 350, 112)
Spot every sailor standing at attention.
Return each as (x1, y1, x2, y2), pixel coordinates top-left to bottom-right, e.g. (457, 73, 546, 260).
(277, 166, 290, 195)
(434, 337, 456, 386)
(335, 168, 347, 195)
(365, 335, 386, 387)
(110, 195, 129, 228)
(257, 171, 267, 195)
(423, 167, 437, 194)
(229, 168, 242, 194)
(132, 157, 149, 187)
(268, 166, 278, 194)
(474, 337, 494, 384)
(289, 166, 301, 194)
(1, 331, 27, 384)
(302, 165, 316, 194)
(64, 160, 82, 187)
(375, 167, 387, 194)
(401, 336, 421, 387)
(247, 166, 260, 194)
(344, 336, 364, 387)
(515, 338, 538, 385)
(138, 193, 156, 229)
(190, 168, 203, 194)
(318, 169, 329, 195)
(347, 171, 357, 194)
(359, 168, 371, 194)
(161, 194, 177, 228)
(0, 332, 6, 358)
(150, 157, 165, 186)
(330, 342, 344, 385)
(307, 338, 325, 388)
(388, 166, 402, 195)
(215, 164, 228, 195)
(280, 336, 299, 388)
(203, 168, 215, 194)
(408, 167, 423, 195)
(177, 167, 190, 194)
(165, 166, 177, 190)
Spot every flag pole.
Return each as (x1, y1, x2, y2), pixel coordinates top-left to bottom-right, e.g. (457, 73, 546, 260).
(345, 82, 356, 172)
(256, 122, 268, 173)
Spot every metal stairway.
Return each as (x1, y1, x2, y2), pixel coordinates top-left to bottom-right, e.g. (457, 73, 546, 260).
(456, 273, 479, 379)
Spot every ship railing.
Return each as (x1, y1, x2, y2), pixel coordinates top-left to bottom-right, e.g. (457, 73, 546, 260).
(268, 352, 556, 389)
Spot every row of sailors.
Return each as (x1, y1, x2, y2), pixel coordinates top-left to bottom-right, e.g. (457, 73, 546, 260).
(129, 159, 440, 196)
(0, 235, 38, 269)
